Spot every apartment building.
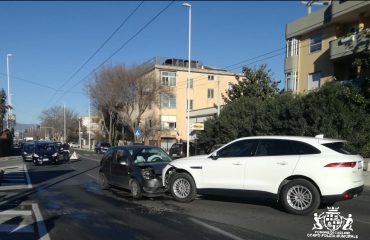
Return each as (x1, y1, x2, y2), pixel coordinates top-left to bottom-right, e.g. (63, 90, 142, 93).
(285, 0, 370, 93)
(141, 57, 240, 151)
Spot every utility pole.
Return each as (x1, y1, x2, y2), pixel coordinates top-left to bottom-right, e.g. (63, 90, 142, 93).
(88, 89, 91, 150)
(217, 76, 220, 117)
(64, 104, 66, 143)
(78, 118, 81, 148)
(6, 54, 13, 130)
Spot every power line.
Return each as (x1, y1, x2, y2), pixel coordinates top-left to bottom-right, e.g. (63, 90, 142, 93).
(45, 1, 145, 107)
(52, 1, 175, 106)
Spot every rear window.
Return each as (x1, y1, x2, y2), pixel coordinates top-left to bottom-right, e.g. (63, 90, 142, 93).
(170, 144, 181, 150)
(322, 142, 357, 155)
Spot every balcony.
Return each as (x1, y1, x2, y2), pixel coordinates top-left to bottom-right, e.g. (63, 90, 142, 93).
(330, 31, 370, 60)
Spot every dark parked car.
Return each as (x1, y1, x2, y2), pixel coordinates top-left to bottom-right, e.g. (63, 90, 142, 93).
(99, 145, 172, 199)
(22, 142, 35, 162)
(33, 141, 60, 165)
(169, 142, 196, 159)
(95, 142, 111, 154)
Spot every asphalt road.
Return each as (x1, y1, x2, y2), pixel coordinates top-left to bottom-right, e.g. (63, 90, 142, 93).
(1, 150, 369, 240)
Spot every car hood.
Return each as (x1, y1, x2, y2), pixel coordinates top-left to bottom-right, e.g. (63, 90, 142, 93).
(170, 155, 209, 167)
(135, 162, 170, 175)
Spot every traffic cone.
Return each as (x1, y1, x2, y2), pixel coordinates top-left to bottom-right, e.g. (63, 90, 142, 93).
(70, 151, 79, 160)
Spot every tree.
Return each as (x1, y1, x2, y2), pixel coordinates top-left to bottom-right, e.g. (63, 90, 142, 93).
(88, 64, 166, 145)
(0, 89, 7, 131)
(39, 106, 79, 142)
(198, 82, 370, 157)
(223, 64, 280, 103)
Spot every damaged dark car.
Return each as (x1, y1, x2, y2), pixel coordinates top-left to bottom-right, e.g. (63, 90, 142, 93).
(99, 145, 172, 199)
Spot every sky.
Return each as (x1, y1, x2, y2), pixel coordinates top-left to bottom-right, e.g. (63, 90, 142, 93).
(0, 1, 321, 125)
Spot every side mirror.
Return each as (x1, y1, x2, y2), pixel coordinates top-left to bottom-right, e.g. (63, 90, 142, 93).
(119, 160, 127, 166)
(210, 152, 219, 160)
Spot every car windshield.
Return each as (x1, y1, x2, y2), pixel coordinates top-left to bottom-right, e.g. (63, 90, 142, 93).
(133, 147, 172, 165)
(170, 144, 182, 150)
(23, 144, 34, 152)
(36, 143, 56, 152)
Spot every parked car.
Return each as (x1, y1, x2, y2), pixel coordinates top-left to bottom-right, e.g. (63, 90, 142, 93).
(69, 142, 79, 148)
(21, 142, 35, 162)
(95, 142, 111, 154)
(33, 141, 60, 165)
(162, 136, 364, 215)
(169, 142, 196, 159)
(99, 145, 172, 199)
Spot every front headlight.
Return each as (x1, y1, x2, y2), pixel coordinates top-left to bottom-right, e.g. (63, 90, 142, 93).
(33, 153, 39, 158)
(52, 153, 58, 157)
(23, 152, 28, 155)
(141, 168, 155, 180)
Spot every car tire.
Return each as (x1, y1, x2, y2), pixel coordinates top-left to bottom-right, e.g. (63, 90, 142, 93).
(280, 179, 320, 215)
(169, 172, 196, 202)
(130, 179, 142, 200)
(99, 172, 109, 190)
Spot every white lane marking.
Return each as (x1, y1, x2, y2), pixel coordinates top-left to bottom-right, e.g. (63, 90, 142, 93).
(87, 174, 98, 181)
(0, 224, 34, 233)
(23, 164, 33, 188)
(189, 217, 245, 240)
(0, 184, 30, 190)
(32, 203, 51, 240)
(0, 210, 32, 216)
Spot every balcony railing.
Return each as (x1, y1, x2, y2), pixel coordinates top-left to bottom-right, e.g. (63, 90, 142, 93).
(330, 31, 370, 60)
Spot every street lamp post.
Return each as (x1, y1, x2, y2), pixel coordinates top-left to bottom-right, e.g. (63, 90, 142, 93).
(182, 2, 191, 158)
(6, 54, 13, 130)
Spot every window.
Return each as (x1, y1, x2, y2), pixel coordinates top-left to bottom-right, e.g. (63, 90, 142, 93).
(218, 140, 258, 158)
(227, 82, 233, 91)
(256, 139, 297, 156)
(207, 89, 214, 99)
(208, 75, 214, 81)
(161, 71, 176, 86)
(161, 115, 176, 130)
(286, 38, 299, 57)
(115, 149, 129, 164)
(187, 99, 193, 110)
(291, 141, 321, 155)
(309, 34, 322, 53)
(160, 94, 176, 108)
(187, 78, 193, 88)
(285, 71, 298, 92)
(323, 142, 357, 155)
(308, 72, 320, 90)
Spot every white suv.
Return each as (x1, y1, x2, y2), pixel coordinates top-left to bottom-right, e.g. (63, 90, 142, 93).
(162, 136, 364, 215)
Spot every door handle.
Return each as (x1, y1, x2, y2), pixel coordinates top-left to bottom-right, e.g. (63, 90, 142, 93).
(232, 162, 241, 165)
(276, 161, 288, 165)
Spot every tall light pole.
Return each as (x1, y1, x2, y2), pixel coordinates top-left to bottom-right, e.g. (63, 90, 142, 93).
(6, 54, 13, 129)
(182, 2, 191, 158)
(88, 88, 91, 150)
(64, 104, 66, 143)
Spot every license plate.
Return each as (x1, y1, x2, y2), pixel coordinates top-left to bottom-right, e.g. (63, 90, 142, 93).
(172, 154, 177, 157)
(353, 194, 358, 198)
(358, 161, 363, 169)
(43, 158, 50, 161)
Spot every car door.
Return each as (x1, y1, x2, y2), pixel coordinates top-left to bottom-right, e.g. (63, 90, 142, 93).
(244, 139, 300, 193)
(110, 148, 131, 189)
(202, 139, 258, 189)
(101, 149, 114, 182)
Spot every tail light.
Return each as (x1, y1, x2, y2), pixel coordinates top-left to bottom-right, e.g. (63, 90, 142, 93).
(324, 162, 356, 168)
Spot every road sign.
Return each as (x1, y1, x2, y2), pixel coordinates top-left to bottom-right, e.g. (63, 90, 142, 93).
(134, 128, 142, 136)
(191, 123, 204, 131)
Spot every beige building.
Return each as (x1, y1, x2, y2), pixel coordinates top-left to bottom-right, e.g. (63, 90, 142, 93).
(141, 57, 240, 151)
(285, 1, 370, 93)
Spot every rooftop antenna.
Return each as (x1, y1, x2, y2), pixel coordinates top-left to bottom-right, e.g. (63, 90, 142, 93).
(301, 0, 332, 15)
